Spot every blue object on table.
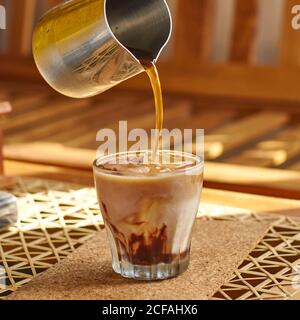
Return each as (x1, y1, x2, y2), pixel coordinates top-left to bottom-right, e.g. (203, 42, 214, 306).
(0, 192, 18, 229)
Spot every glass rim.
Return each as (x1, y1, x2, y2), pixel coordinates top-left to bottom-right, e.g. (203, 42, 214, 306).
(93, 150, 204, 178)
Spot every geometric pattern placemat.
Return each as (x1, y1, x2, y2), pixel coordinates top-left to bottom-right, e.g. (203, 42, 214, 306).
(197, 205, 300, 299)
(212, 215, 300, 300)
(0, 177, 103, 299)
(0, 177, 300, 300)
(6, 219, 271, 300)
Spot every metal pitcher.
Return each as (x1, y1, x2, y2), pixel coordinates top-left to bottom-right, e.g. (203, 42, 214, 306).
(32, 0, 172, 98)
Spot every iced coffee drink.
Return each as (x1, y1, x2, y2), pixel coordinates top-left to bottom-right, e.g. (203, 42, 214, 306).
(93, 150, 203, 280)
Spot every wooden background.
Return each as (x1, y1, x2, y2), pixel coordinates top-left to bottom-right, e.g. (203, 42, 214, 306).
(1, 0, 300, 102)
(1, 0, 300, 98)
(1, 0, 300, 198)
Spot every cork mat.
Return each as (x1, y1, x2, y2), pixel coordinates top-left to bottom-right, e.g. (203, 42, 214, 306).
(1, 177, 300, 300)
(7, 219, 270, 300)
(213, 214, 300, 300)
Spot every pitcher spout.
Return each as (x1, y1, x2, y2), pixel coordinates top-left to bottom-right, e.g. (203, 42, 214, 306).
(105, 0, 172, 62)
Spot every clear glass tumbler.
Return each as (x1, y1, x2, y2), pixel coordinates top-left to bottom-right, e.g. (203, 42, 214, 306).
(93, 150, 203, 280)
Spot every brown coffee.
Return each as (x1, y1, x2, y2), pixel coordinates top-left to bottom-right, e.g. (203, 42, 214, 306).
(141, 61, 164, 160)
(93, 151, 203, 279)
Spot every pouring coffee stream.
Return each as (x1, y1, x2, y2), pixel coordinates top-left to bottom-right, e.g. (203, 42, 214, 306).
(142, 61, 164, 161)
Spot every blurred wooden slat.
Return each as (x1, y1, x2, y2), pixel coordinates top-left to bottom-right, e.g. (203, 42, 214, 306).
(0, 58, 39, 78)
(1, 88, 236, 164)
(8, 0, 37, 57)
(79, 100, 193, 150)
(173, 0, 216, 63)
(0, 82, 297, 174)
(230, 0, 258, 63)
(121, 63, 300, 104)
(225, 124, 300, 168)
(0, 101, 11, 174)
(5, 57, 300, 104)
(6, 159, 300, 211)
(4, 142, 95, 169)
(203, 187, 300, 213)
(280, 0, 300, 66)
(4, 159, 94, 186)
(289, 161, 300, 171)
(107, 99, 192, 133)
(0, 84, 295, 170)
(7, 141, 300, 198)
(5, 98, 112, 143)
(0, 92, 8, 101)
(195, 112, 288, 160)
(8, 93, 52, 116)
(166, 109, 236, 132)
(58, 102, 236, 149)
(44, 95, 149, 147)
(0, 128, 3, 174)
(1, 83, 49, 96)
(172, 110, 239, 158)
(3, 98, 90, 134)
(204, 163, 300, 201)
(5, 146, 300, 200)
(0, 101, 12, 114)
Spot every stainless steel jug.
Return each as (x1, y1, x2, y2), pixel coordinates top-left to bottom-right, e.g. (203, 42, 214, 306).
(32, 0, 172, 98)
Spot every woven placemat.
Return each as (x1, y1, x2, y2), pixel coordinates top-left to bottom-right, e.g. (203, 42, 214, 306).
(7, 219, 270, 300)
(0, 177, 300, 299)
(213, 214, 300, 300)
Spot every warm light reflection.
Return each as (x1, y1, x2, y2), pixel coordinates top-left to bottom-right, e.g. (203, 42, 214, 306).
(197, 203, 252, 218)
(205, 142, 224, 159)
(244, 149, 288, 166)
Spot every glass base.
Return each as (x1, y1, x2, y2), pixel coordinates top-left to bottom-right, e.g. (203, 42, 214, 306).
(112, 254, 190, 280)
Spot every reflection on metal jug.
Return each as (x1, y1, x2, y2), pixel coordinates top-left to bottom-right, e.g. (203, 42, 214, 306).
(32, 0, 172, 98)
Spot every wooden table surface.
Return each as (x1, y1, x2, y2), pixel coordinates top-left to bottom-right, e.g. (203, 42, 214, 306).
(2, 82, 300, 200)
(2, 159, 300, 300)
(4, 159, 300, 218)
